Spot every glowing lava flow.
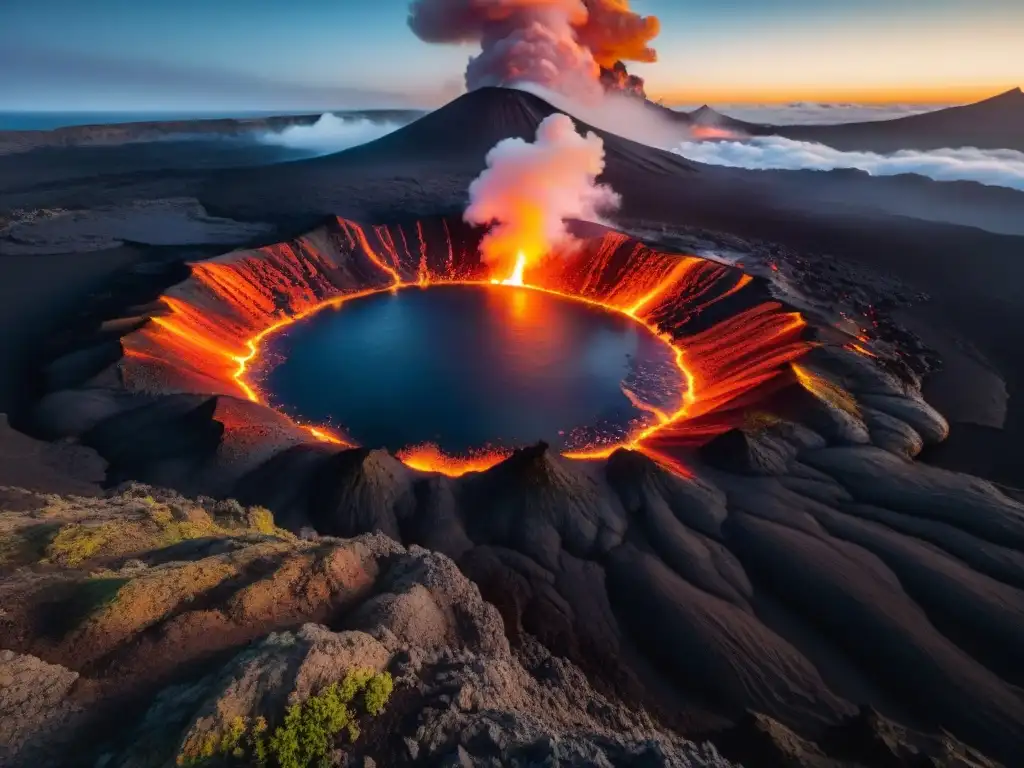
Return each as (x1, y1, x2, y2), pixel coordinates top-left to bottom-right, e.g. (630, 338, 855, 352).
(119, 216, 811, 478)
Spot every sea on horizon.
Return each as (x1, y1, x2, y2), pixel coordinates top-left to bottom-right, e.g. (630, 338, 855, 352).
(0, 110, 316, 131)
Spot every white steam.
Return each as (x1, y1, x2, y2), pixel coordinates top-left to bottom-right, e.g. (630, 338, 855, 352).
(516, 81, 685, 150)
(673, 137, 1024, 192)
(465, 112, 620, 267)
(258, 113, 407, 154)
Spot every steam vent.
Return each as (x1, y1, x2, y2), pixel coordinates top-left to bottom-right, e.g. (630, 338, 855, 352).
(26, 210, 1024, 764)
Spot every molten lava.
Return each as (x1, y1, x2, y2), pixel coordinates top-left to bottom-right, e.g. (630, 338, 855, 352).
(492, 252, 528, 286)
(120, 216, 810, 478)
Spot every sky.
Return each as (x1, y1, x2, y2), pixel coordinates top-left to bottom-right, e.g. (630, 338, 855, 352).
(0, 0, 1021, 111)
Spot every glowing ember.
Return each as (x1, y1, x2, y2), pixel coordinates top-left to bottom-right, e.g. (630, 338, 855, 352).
(119, 216, 811, 478)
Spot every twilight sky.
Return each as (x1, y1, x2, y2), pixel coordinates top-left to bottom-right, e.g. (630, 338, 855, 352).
(0, 0, 1021, 111)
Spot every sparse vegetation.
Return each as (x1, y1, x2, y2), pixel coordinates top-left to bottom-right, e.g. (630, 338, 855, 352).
(22, 492, 289, 569)
(248, 507, 278, 536)
(45, 523, 114, 566)
(363, 670, 394, 716)
(0, 523, 60, 568)
(176, 669, 393, 768)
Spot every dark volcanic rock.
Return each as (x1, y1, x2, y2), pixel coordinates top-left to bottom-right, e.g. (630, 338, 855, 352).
(309, 448, 416, 540)
(699, 428, 790, 475)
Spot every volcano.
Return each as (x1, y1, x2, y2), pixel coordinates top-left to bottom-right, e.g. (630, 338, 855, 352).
(194, 86, 1024, 244)
(5, 81, 1024, 767)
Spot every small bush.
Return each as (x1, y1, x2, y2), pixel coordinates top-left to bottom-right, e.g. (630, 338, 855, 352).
(363, 673, 393, 717)
(176, 669, 393, 768)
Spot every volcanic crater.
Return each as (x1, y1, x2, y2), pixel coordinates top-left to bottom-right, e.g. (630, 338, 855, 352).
(47, 213, 808, 481)
(21, 209, 1024, 764)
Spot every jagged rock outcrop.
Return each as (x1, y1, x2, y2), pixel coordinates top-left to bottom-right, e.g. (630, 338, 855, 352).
(0, 485, 733, 768)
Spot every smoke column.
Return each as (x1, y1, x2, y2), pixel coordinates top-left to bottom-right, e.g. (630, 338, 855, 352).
(408, 0, 659, 102)
(465, 113, 620, 282)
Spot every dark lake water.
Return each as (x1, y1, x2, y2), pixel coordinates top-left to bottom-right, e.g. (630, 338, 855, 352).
(261, 284, 684, 454)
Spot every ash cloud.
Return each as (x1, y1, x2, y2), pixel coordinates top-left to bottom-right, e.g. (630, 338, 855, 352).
(465, 113, 620, 270)
(408, 0, 659, 102)
(673, 136, 1024, 192)
(258, 113, 409, 154)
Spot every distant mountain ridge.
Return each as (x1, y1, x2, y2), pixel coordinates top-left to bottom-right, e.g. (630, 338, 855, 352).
(0, 110, 424, 156)
(679, 87, 1024, 152)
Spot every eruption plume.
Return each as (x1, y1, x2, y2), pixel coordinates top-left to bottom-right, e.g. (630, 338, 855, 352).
(465, 112, 620, 283)
(407, 0, 659, 101)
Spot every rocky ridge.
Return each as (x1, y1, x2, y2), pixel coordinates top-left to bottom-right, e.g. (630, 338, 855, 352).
(0, 481, 1011, 767)
(0, 483, 732, 768)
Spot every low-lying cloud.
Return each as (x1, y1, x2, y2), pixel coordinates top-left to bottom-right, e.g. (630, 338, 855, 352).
(259, 113, 408, 154)
(673, 137, 1024, 192)
(682, 102, 943, 126)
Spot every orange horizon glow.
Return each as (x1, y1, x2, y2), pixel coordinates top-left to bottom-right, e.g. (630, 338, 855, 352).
(650, 83, 1021, 107)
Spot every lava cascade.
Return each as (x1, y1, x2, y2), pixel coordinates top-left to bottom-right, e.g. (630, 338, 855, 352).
(120, 215, 810, 476)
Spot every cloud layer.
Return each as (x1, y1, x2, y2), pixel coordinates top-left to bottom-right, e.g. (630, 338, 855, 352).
(674, 103, 944, 126)
(673, 137, 1024, 191)
(258, 113, 408, 154)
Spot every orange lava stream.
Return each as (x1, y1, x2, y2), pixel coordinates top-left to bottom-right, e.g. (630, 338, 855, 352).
(120, 219, 811, 478)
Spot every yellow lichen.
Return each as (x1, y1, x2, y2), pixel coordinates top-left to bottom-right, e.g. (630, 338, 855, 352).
(248, 507, 278, 536)
(45, 523, 114, 567)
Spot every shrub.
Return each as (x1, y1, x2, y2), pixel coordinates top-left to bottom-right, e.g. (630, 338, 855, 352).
(175, 669, 392, 768)
(220, 716, 248, 758)
(363, 673, 394, 717)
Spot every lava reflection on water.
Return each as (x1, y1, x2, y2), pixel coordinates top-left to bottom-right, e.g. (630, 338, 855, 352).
(256, 284, 682, 460)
